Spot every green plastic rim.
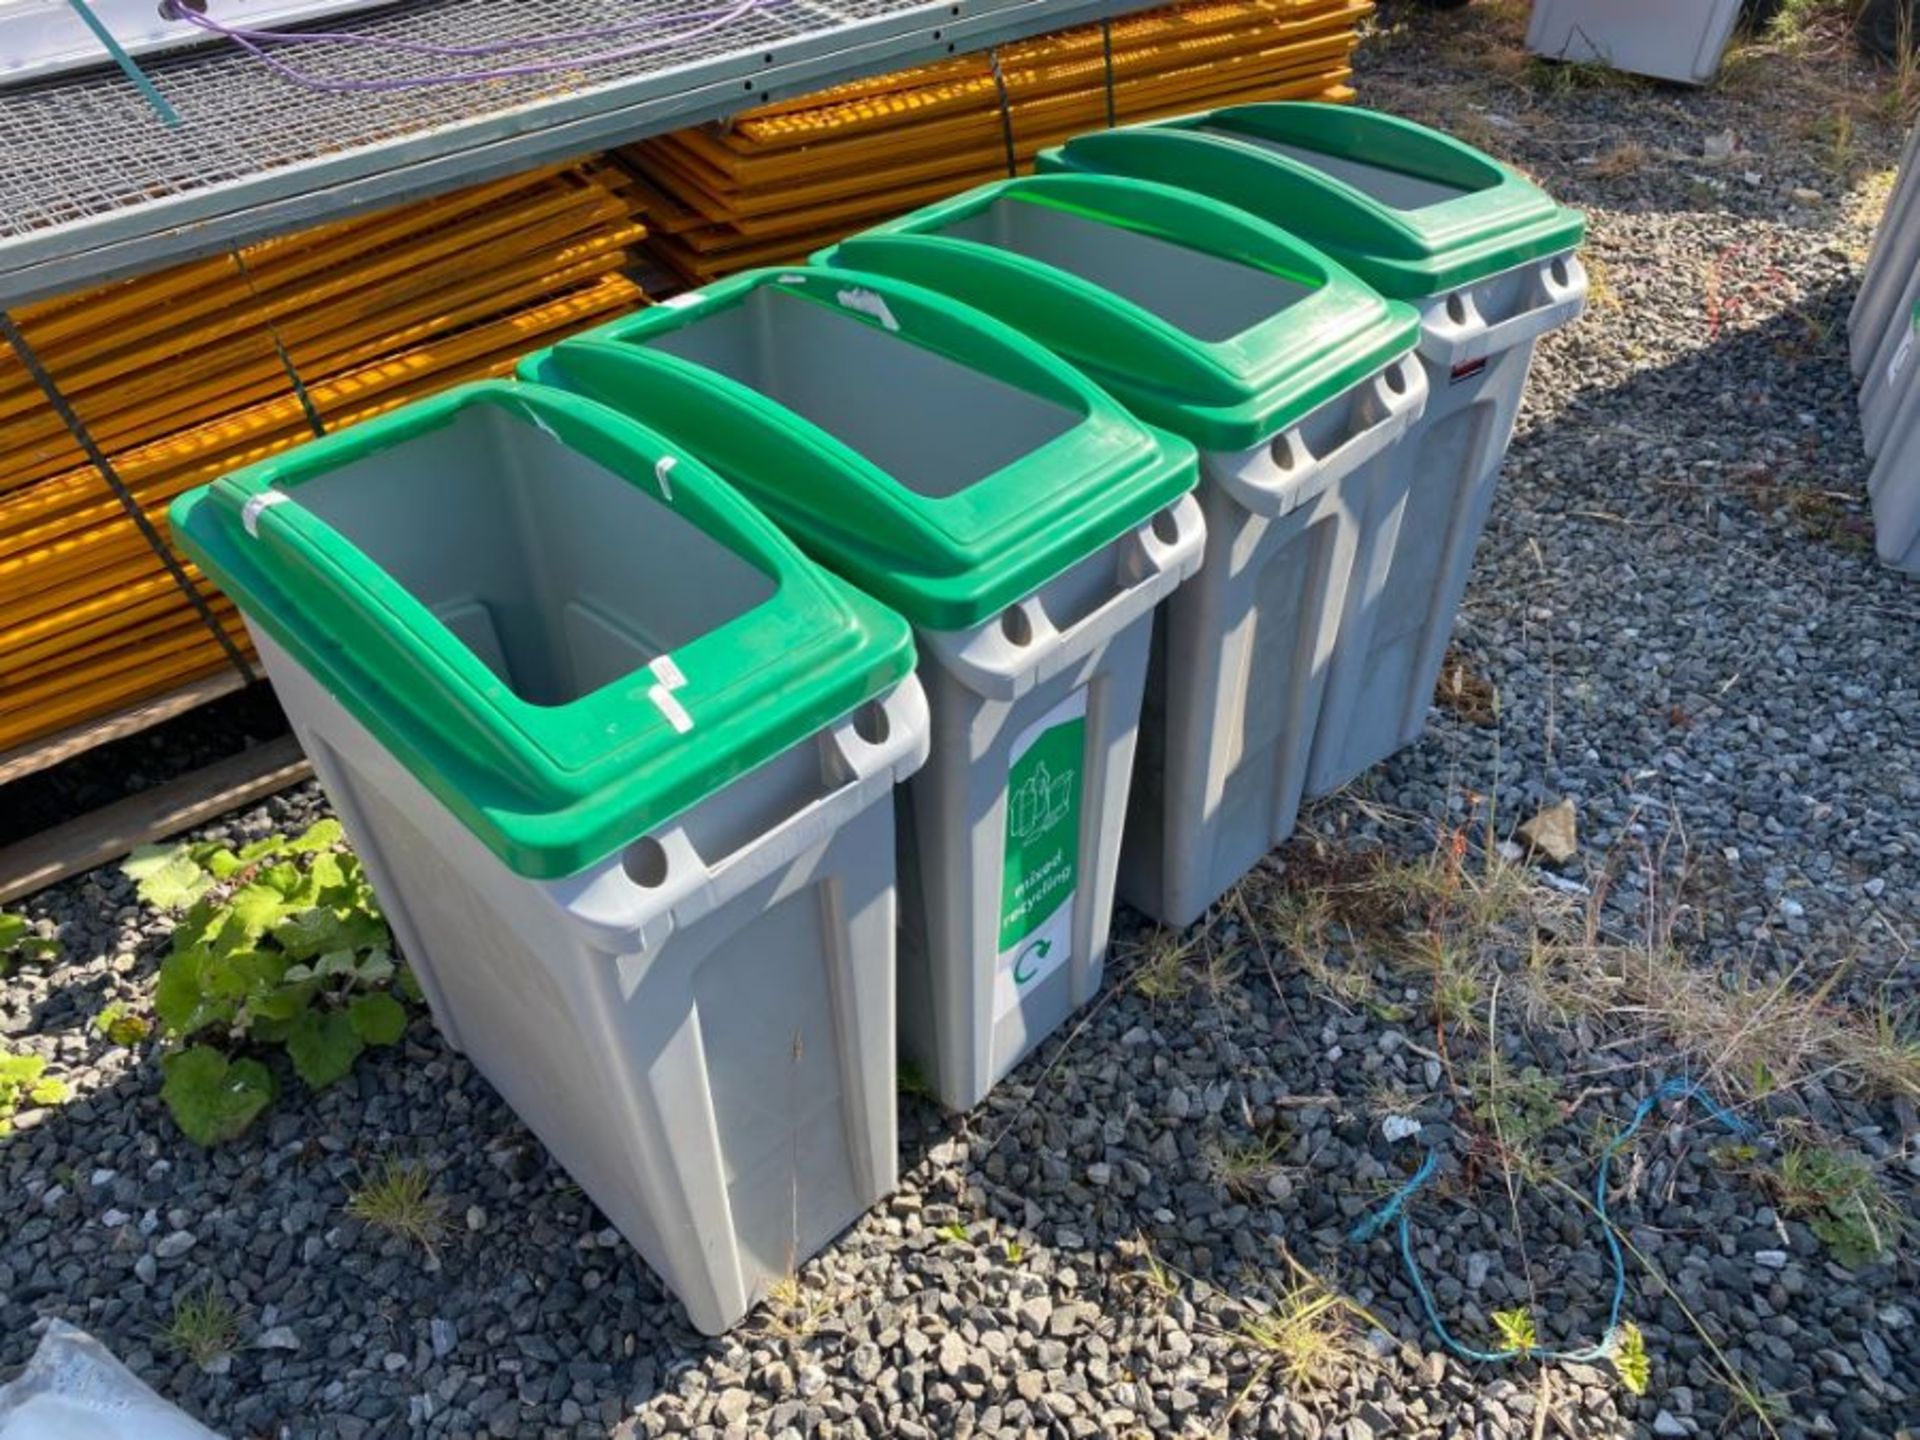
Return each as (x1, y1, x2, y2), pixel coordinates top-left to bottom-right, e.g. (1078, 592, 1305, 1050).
(1039, 102, 1587, 300)
(818, 172, 1420, 451)
(520, 265, 1198, 632)
(173, 380, 916, 880)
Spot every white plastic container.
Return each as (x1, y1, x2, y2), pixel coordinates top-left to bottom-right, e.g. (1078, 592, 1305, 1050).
(1525, 0, 1747, 85)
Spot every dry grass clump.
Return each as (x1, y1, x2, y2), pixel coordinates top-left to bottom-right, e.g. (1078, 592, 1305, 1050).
(1232, 1249, 1370, 1393)
(1532, 942, 1920, 1104)
(1265, 827, 1918, 1110)
(1125, 925, 1241, 1005)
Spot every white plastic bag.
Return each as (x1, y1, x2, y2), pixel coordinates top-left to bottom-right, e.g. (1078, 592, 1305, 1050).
(0, 1321, 222, 1440)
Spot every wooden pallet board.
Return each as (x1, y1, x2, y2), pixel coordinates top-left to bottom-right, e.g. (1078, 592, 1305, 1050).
(0, 666, 253, 787)
(0, 733, 311, 904)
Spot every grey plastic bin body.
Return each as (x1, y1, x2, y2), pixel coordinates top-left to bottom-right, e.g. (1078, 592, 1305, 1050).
(652, 296, 1203, 1112)
(1051, 115, 1587, 802)
(1868, 295, 1920, 575)
(197, 398, 931, 1337)
(261, 632, 928, 1336)
(1307, 250, 1587, 800)
(1126, 368, 1428, 925)
(1861, 256, 1920, 459)
(899, 523, 1201, 1104)
(1851, 115, 1920, 382)
(1525, 0, 1745, 85)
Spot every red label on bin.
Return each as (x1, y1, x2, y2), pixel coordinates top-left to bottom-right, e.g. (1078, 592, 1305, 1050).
(1450, 357, 1489, 384)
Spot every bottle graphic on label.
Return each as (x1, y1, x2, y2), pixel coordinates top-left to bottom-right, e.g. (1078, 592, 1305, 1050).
(994, 689, 1087, 1022)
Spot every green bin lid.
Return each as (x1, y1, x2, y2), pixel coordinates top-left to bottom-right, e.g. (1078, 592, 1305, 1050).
(1039, 103, 1585, 300)
(518, 265, 1196, 633)
(816, 173, 1420, 452)
(172, 380, 915, 880)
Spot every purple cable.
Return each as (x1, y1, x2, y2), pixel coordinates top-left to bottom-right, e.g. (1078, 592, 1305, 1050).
(161, 0, 778, 90)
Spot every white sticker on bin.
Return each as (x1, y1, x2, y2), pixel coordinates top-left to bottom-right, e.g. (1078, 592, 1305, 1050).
(836, 287, 900, 332)
(241, 491, 291, 537)
(659, 292, 707, 309)
(648, 684, 693, 734)
(649, 654, 687, 691)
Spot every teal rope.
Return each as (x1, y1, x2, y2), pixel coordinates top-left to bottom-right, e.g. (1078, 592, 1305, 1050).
(65, 0, 182, 127)
(1350, 1078, 1755, 1365)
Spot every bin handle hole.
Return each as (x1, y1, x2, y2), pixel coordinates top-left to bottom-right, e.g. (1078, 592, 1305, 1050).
(1001, 605, 1034, 647)
(851, 699, 892, 746)
(1270, 434, 1299, 472)
(1383, 363, 1408, 395)
(1445, 293, 1468, 325)
(624, 837, 671, 888)
(1150, 508, 1181, 546)
(1549, 257, 1570, 288)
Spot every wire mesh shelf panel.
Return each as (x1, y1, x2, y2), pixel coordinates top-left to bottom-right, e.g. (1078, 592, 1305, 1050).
(0, 0, 1115, 303)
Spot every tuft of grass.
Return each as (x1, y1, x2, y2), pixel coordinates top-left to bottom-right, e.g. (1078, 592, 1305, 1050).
(1125, 925, 1240, 1004)
(1128, 927, 1204, 1002)
(1528, 55, 1645, 95)
(346, 1158, 449, 1253)
(1115, 1232, 1183, 1311)
(756, 1272, 834, 1340)
(1805, 106, 1861, 186)
(1470, 1057, 1563, 1147)
(1591, 141, 1649, 180)
(934, 1221, 972, 1245)
(1543, 942, 1920, 1104)
(1768, 1142, 1908, 1267)
(1233, 1251, 1364, 1392)
(1205, 1134, 1287, 1202)
(896, 1058, 936, 1103)
(1265, 890, 1374, 1005)
(1491, 1306, 1538, 1352)
(160, 1285, 242, 1368)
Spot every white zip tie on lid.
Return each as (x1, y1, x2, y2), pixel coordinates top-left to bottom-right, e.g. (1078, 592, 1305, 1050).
(242, 490, 292, 537)
(835, 288, 900, 332)
(647, 654, 692, 733)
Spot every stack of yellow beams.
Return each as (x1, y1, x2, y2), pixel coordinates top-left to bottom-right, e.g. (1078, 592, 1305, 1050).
(623, 0, 1369, 283)
(1, 162, 648, 755)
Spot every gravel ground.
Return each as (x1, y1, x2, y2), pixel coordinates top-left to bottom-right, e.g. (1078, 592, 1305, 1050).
(5, 6, 1919, 1438)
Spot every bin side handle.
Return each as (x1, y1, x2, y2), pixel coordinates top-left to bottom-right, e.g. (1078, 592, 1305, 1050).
(918, 491, 1206, 700)
(1217, 358, 1429, 519)
(1420, 253, 1588, 367)
(554, 676, 932, 953)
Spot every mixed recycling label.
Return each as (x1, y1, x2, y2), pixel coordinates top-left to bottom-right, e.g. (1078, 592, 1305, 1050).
(993, 688, 1087, 1022)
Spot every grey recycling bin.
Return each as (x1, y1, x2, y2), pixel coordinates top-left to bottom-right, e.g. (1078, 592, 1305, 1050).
(1850, 112, 1920, 384)
(1044, 103, 1588, 797)
(173, 382, 930, 1335)
(820, 174, 1427, 927)
(1525, 0, 1745, 85)
(522, 267, 1204, 1111)
(1869, 296, 1920, 575)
